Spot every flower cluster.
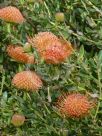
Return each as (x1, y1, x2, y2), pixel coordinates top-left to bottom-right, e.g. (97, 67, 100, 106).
(0, 5, 96, 128)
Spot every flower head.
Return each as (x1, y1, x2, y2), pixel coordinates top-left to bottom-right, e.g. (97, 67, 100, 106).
(28, 32, 73, 64)
(12, 71, 43, 91)
(0, 6, 25, 23)
(28, 32, 59, 52)
(55, 12, 65, 22)
(7, 45, 34, 64)
(11, 114, 25, 127)
(56, 93, 95, 118)
(44, 39, 72, 64)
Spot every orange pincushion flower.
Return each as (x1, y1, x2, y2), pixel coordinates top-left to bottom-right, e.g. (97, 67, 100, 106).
(28, 32, 59, 53)
(12, 71, 43, 91)
(0, 6, 25, 23)
(44, 40, 72, 64)
(7, 45, 34, 64)
(28, 32, 73, 64)
(56, 93, 94, 118)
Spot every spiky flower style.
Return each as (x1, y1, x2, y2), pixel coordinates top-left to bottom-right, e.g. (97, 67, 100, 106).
(56, 93, 94, 118)
(0, 6, 25, 23)
(7, 45, 34, 64)
(12, 71, 43, 91)
(28, 32, 73, 64)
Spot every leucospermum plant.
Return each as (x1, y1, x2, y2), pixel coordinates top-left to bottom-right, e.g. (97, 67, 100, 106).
(0, 1, 102, 136)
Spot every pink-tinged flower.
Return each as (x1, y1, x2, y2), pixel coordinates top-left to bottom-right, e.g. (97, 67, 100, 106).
(11, 114, 25, 127)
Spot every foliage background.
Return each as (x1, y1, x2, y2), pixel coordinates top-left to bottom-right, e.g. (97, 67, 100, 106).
(0, 0, 102, 136)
